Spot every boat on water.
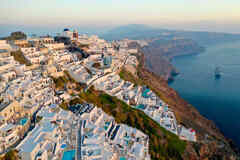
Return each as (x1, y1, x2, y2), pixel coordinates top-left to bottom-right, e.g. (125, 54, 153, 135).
(215, 67, 221, 79)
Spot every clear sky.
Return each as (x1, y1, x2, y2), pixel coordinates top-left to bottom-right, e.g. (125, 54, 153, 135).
(1, 0, 240, 34)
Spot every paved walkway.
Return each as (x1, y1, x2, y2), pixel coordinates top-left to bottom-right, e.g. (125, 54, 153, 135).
(76, 119, 82, 160)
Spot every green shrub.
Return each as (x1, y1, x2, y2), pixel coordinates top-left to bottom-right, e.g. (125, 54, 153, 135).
(2, 150, 19, 160)
(119, 68, 144, 86)
(59, 102, 69, 110)
(3, 31, 27, 40)
(10, 50, 31, 66)
(36, 116, 43, 123)
(78, 87, 186, 160)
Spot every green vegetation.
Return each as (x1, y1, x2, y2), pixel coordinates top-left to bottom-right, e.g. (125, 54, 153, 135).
(119, 68, 144, 86)
(148, 83, 174, 108)
(51, 71, 86, 92)
(51, 71, 75, 89)
(120, 67, 161, 95)
(51, 74, 68, 89)
(54, 53, 186, 159)
(69, 97, 85, 106)
(2, 31, 27, 40)
(78, 87, 186, 160)
(10, 50, 31, 66)
(59, 97, 85, 111)
(78, 44, 89, 49)
(59, 101, 69, 110)
(135, 54, 181, 112)
(63, 71, 77, 83)
(0, 150, 19, 160)
(0, 98, 3, 104)
(36, 116, 43, 123)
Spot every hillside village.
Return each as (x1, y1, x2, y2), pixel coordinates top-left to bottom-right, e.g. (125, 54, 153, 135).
(0, 29, 196, 160)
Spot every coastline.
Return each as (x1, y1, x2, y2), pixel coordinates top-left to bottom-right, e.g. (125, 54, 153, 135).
(167, 49, 206, 82)
(136, 48, 240, 159)
(166, 43, 240, 153)
(141, 39, 205, 82)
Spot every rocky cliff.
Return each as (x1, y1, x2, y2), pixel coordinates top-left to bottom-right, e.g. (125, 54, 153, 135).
(133, 46, 239, 160)
(141, 38, 205, 81)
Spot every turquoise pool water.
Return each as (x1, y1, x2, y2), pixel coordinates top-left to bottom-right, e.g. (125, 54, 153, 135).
(136, 104, 145, 110)
(62, 150, 75, 160)
(124, 139, 129, 145)
(104, 126, 108, 130)
(142, 88, 150, 98)
(164, 106, 168, 112)
(104, 121, 111, 130)
(20, 118, 28, 126)
(105, 121, 110, 125)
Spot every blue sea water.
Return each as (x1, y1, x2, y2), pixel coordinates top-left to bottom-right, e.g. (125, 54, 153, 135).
(169, 41, 240, 147)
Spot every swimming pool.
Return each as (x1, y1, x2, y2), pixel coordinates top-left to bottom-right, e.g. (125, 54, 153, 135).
(136, 104, 145, 110)
(62, 150, 75, 160)
(20, 118, 28, 126)
(164, 106, 168, 112)
(142, 88, 150, 98)
(104, 126, 108, 130)
(104, 121, 111, 130)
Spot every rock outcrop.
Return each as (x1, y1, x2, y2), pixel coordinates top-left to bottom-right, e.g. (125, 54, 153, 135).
(141, 38, 205, 80)
(135, 49, 239, 160)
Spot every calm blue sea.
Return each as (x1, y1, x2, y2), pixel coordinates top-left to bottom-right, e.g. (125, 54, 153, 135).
(169, 41, 240, 147)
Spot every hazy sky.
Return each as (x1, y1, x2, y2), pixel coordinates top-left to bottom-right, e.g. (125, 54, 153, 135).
(1, 0, 240, 34)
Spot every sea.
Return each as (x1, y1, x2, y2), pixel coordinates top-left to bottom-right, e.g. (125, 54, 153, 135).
(169, 40, 240, 147)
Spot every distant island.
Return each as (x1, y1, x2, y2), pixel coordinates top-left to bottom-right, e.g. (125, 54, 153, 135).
(101, 24, 240, 81)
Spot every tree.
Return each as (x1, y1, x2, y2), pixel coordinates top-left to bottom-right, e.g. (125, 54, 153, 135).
(10, 31, 27, 40)
(10, 50, 32, 66)
(3, 31, 27, 40)
(2, 150, 19, 160)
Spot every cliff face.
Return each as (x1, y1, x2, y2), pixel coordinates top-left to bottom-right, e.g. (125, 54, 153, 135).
(135, 49, 239, 160)
(141, 38, 205, 80)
